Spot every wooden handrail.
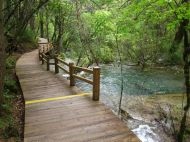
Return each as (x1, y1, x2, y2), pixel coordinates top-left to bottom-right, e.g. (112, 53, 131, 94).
(56, 58, 69, 66)
(73, 66, 93, 74)
(38, 42, 49, 44)
(38, 39, 52, 72)
(57, 64, 69, 74)
(42, 53, 48, 59)
(54, 57, 70, 74)
(42, 58, 47, 63)
(38, 41, 52, 54)
(73, 74, 93, 85)
(38, 41, 100, 101)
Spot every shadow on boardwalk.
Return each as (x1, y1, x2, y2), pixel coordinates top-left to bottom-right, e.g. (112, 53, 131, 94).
(16, 49, 140, 142)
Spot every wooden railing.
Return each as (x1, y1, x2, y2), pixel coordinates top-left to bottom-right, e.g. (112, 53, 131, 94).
(38, 42, 53, 53)
(38, 44, 100, 101)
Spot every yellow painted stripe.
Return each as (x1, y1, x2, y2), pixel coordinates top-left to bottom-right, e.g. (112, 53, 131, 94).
(25, 93, 91, 105)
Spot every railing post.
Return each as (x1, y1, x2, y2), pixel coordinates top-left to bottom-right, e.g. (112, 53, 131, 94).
(69, 62, 75, 86)
(46, 44, 49, 52)
(47, 56, 50, 71)
(43, 46, 45, 53)
(93, 67, 100, 101)
(42, 53, 44, 64)
(54, 57, 59, 74)
(39, 49, 41, 61)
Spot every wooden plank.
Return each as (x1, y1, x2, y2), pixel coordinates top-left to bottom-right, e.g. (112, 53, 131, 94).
(49, 62, 55, 65)
(42, 58, 47, 63)
(57, 57, 69, 66)
(42, 53, 48, 59)
(38, 43, 49, 44)
(73, 74, 93, 85)
(73, 66, 93, 74)
(57, 64, 69, 74)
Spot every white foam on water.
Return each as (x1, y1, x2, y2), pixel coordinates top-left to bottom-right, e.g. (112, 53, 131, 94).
(62, 74, 69, 78)
(132, 125, 160, 142)
(79, 71, 85, 76)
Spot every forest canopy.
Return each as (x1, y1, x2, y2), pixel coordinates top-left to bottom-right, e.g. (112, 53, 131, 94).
(2, 0, 190, 66)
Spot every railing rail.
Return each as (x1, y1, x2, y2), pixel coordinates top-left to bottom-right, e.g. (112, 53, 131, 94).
(73, 66, 93, 74)
(38, 42, 100, 101)
(38, 42, 53, 54)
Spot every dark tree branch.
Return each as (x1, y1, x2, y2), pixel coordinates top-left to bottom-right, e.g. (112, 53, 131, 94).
(4, 0, 24, 25)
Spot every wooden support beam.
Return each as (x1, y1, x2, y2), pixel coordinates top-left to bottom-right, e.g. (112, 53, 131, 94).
(93, 67, 100, 101)
(69, 63, 75, 86)
(39, 50, 41, 61)
(42, 53, 44, 64)
(47, 56, 50, 71)
(55, 57, 59, 74)
(43, 46, 45, 52)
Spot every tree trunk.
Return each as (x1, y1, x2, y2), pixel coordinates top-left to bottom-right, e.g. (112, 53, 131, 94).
(30, 16, 35, 31)
(51, 17, 57, 42)
(56, 9, 64, 54)
(40, 12, 44, 38)
(0, 0, 6, 114)
(45, 9, 49, 40)
(57, 35, 63, 53)
(178, 19, 190, 142)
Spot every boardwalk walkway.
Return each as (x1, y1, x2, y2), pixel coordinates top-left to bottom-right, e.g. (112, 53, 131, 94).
(16, 48, 139, 141)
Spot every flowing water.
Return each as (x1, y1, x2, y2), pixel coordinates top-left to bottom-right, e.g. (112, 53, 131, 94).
(76, 65, 184, 96)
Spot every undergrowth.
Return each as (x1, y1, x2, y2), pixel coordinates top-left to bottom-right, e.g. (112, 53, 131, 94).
(0, 55, 23, 142)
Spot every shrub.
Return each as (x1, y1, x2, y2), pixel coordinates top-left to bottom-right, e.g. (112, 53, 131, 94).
(58, 52, 66, 60)
(18, 28, 37, 43)
(100, 46, 114, 63)
(6, 56, 16, 69)
(4, 75, 17, 94)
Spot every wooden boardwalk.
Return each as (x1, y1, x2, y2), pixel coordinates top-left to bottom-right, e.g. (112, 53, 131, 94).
(16, 49, 139, 141)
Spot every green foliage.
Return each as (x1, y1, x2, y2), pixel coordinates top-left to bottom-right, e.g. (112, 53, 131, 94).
(1, 77, 18, 139)
(58, 52, 66, 60)
(2, 125, 18, 139)
(18, 28, 37, 43)
(99, 46, 114, 63)
(6, 56, 16, 69)
(168, 50, 183, 65)
(4, 75, 17, 94)
(0, 115, 19, 139)
(79, 57, 91, 67)
(32, 0, 189, 66)
(1, 58, 19, 140)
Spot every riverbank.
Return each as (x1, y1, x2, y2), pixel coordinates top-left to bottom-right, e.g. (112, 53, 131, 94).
(117, 94, 190, 142)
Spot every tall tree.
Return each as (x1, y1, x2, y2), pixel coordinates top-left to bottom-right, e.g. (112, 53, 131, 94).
(0, 0, 6, 114)
(39, 9, 44, 38)
(176, 0, 190, 141)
